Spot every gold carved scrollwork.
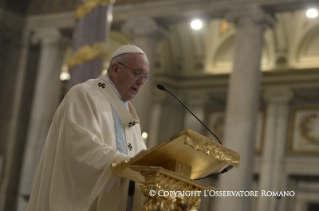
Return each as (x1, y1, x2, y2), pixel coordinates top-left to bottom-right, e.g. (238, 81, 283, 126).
(140, 171, 201, 211)
(68, 42, 107, 69)
(75, 0, 115, 19)
(184, 136, 240, 168)
(299, 113, 319, 146)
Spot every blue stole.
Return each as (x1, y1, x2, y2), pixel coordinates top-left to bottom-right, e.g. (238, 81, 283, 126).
(112, 100, 129, 155)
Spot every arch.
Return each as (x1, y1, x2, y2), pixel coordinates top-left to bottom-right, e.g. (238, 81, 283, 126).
(212, 32, 271, 73)
(296, 24, 319, 67)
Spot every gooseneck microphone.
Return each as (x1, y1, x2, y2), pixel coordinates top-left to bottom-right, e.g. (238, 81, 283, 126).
(157, 84, 222, 145)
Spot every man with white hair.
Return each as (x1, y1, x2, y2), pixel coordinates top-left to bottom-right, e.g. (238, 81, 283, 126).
(27, 45, 149, 211)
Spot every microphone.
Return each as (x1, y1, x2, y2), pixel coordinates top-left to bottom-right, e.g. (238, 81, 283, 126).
(157, 84, 222, 145)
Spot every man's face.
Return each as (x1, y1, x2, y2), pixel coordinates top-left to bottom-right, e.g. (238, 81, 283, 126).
(111, 53, 149, 101)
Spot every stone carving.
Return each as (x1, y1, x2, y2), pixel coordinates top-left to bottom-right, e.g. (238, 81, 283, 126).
(289, 106, 319, 153)
(299, 113, 319, 146)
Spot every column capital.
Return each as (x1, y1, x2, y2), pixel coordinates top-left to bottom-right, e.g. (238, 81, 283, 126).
(263, 88, 294, 104)
(121, 17, 168, 41)
(226, 5, 276, 28)
(32, 28, 62, 45)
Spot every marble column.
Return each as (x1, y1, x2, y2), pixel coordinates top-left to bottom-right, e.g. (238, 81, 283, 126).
(121, 17, 168, 138)
(257, 89, 293, 211)
(215, 5, 276, 211)
(17, 28, 66, 211)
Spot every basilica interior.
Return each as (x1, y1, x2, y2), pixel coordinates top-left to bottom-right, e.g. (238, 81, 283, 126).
(0, 0, 319, 211)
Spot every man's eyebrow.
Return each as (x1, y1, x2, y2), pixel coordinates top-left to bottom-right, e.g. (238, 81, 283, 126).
(134, 68, 145, 72)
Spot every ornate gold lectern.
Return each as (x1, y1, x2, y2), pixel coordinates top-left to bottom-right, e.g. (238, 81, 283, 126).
(111, 129, 240, 210)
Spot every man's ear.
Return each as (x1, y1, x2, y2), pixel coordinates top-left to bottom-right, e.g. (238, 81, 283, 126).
(113, 62, 119, 72)
(109, 62, 119, 78)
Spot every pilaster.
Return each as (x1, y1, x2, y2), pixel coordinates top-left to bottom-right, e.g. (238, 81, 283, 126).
(17, 27, 66, 211)
(257, 88, 293, 211)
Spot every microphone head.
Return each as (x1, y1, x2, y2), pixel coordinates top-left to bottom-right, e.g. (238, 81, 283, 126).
(157, 84, 165, 90)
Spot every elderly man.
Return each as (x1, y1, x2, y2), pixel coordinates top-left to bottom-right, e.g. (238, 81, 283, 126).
(27, 45, 149, 211)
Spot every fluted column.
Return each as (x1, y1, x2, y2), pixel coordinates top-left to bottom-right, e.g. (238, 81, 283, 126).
(257, 89, 293, 211)
(17, 28, 66, 211)
(122, 17, 168, 136)
(215, 5, 276, 211)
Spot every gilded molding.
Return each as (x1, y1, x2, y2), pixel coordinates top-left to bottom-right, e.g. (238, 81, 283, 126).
(288, 106, 319, 154)
(139, 171, 201, 210)
(75, 0, 115, 19)
(184, 133, 240, 168)
(68, 42, 107, 69)
(175, 161, 191, 179)
(299, 113, 319, 146)
(111, 160, 129, 171)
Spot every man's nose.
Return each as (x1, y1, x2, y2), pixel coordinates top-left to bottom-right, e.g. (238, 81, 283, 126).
(136, 76, 145, 85)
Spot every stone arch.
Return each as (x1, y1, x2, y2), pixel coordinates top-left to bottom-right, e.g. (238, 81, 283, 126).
(213, 33, 235, 73)
(213, 32, 271, 73)
(296, 24, 319, 67)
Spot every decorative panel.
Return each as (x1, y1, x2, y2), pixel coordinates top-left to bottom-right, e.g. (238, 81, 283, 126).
(288, 106, 319, 154)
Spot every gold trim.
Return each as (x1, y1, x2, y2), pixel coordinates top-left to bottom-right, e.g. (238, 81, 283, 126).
(139, 171, 201, 210)
(288, 105, 319, 154)
(111, 129, 240, 180)
(299, 113, 319, 146)
(75, 0, 115, 20)
(68, 42, 107, 69)
(183, 131, 240, 168)
(174, 160, 191, 179)
(111, 160, 129, 171)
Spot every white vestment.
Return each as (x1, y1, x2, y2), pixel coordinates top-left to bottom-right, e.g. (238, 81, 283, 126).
(27, 76, 147, 211)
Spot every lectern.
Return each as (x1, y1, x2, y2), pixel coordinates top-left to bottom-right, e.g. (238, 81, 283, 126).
(111, 129, 240, 210)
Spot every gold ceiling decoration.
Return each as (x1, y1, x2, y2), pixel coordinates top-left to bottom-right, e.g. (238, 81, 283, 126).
(75, 0, 115, 19)
(68, 42, 107, 69)
(219, 19, 235, 35)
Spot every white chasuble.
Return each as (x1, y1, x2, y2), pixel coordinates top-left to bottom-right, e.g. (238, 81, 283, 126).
(27, 76, 147, 211)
